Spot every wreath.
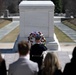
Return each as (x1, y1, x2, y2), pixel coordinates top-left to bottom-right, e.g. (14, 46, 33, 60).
(28, 31, 46, 45)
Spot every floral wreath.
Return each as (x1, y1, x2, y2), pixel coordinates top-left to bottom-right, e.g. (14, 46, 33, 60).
(28, 31, 46, 45)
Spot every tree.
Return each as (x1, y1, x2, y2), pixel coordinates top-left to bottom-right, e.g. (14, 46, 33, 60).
(7, 0, 22, 13)
(0, 0, 6, 16)
(51, 0, 62, 13)
(63, 0, 76, 18)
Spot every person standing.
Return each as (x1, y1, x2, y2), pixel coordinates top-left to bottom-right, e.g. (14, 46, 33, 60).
(40, 52, 62, 75)
(30, 35, 47, 70)
(8, 40, 39, 75)
(63, 46, 76, 75)
(0, 53, 7, 75)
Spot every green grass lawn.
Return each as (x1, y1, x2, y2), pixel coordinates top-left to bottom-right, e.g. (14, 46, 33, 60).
(0, 20, 12, 29)
(0, 26, 19, 43)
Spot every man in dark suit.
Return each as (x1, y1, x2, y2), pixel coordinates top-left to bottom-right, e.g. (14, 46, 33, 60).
(30, 35, 47, 70)
(8, 40, 39, 75)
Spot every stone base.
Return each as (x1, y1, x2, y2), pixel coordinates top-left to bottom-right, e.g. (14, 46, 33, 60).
(13, 34, 60, 52)
(46, 34, 60, 50)
(46, 41, 58, 50)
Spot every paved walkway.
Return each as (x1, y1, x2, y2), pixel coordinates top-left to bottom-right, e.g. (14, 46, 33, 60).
(0, 21, 19, 40)
(54, 21, 76, 42)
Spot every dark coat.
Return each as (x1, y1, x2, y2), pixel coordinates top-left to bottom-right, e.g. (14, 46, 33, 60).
(30, 44, 47, 69)
(63, 57, 76, 75)
(0, 59, 7, 75)
(30, 44, 47, 55)
(40, 68, 62, 75)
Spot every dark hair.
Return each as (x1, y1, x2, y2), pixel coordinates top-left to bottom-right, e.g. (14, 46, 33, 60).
(72, 46, 76, 57)
(18, 40, 29, 55)
(35, 35, 41, 40)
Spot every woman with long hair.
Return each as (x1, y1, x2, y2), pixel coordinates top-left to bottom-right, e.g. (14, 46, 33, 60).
(40, 52, 62, 75)
(0, 53, 7, 75)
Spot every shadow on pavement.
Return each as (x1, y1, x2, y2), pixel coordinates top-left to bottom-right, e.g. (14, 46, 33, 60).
(0, 48, 18, 53)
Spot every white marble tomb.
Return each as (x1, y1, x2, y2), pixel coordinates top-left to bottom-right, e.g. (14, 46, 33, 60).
(18, 1, 59, 50)
(19, 1, 55, 41)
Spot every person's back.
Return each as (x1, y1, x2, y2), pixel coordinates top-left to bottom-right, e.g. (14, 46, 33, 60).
(63, 46, 76, 75)
(30, 43, 47, 55)
(30, 35, 47, 56)
(63, 62, 76, 75)
(8, 40, 39, 75)
(30, 35, 47, 70)
(0, 53, 7, 75)
(40, 52, 62, 75)
(9, 58, 38, 75)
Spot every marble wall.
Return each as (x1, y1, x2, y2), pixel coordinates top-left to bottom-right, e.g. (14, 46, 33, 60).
(19, 1, 55, 41)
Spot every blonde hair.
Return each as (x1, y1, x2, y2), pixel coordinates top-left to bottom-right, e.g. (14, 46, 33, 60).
(42, 52, 61, 75)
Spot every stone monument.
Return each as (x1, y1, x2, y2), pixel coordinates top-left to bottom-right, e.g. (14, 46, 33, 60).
(13, 1, 60, 51)
(4, 9, 9, 18)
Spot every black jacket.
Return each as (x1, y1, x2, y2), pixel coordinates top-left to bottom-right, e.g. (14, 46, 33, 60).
(40, 67, 62, 75)
(30, 44, 47, 69)
(30, 44, 47, 55)
(0, 59, 7, 75)
(63, 58, 76, 75)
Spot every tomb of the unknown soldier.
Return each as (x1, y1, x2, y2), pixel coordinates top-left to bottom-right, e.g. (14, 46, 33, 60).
(13, 0, 60, 51)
